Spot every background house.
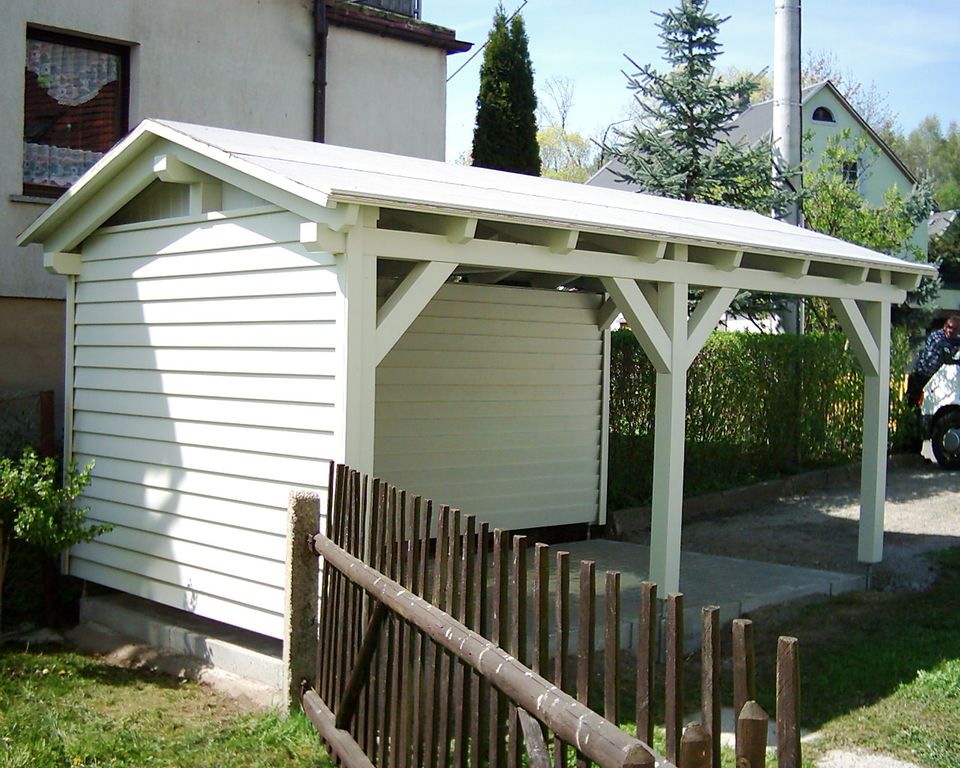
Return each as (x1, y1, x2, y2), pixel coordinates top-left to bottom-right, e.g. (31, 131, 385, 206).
(589, 80, 928, 257)
(3, 0, 469, 440)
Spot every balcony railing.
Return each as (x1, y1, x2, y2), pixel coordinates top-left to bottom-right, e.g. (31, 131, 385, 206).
(350, 0, 421, 19)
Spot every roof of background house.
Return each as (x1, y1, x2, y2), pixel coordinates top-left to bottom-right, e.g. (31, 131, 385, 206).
(588, 80, 917, 191)
(930, 210, 958, 239)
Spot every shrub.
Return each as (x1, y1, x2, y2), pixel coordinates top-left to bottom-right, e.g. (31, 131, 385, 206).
(0, 447, 106, 630)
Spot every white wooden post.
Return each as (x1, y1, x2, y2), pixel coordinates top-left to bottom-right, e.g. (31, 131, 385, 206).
(858, 301, 891, 562)
(648, 280, 688, 595)
(829, 297, 891, 563)
(341, 208, 379, 474)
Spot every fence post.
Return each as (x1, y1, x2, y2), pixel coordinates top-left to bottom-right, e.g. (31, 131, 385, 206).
(777, 637, 801, 768)
(735, 700, 768, 768)
(284, 488, 321, 714)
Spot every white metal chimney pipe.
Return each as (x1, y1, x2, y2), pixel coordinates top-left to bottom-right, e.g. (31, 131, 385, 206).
(773, 0, 802, 225)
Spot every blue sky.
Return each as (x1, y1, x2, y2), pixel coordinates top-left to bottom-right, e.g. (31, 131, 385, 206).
(427, 0, 960, 162)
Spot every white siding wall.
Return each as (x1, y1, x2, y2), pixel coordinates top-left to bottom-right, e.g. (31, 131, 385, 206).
(70, 208, 341, 638)
(375, 283, 604, 530)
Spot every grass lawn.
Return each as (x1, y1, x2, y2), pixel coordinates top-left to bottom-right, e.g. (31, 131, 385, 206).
(3, 550, 959, 767)
(747, 548, 960, 767)
(0, 645, 332, 768)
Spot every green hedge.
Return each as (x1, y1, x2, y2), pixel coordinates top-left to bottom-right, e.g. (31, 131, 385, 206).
(608, 328, 915, 509)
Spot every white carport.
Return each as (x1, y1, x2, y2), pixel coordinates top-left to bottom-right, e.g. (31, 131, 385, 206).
(19, 120, 933, 632)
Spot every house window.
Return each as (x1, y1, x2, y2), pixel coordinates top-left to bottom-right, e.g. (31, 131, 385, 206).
(812, 106, 835, 123)
(842, 160, 859, 186)
(23, 28, 129, 197)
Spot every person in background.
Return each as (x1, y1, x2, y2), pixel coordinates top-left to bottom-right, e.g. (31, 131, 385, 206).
(908, 315, 960, 407)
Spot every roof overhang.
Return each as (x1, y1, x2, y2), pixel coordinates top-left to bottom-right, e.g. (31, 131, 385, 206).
(19, 119, 935, 301)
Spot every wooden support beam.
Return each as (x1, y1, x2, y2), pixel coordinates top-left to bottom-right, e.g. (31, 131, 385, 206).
(601, 277, 671, 373)
(376, 260, 457, 364)
(856, 301, 891, 563)
(43, 252, 81, 275)
(153, 154, 204, 183)
(597, 296, 621, 331)
(783, 258, 810, 279)
(299, 221, 347, 255)
(547, 228, 579, 254)
(829, 298, 879, 375)
(684, 287, 737, 370)
(445, 216, 478, 244)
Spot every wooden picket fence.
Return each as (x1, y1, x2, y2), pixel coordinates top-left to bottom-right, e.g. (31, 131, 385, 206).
(299, 463, 801, 768)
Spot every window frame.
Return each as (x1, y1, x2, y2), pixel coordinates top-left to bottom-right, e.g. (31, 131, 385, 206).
(811, 106, 836, 123)
(23, 26, 131, 198)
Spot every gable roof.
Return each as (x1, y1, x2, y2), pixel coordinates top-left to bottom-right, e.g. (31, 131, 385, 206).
(19, 118, 933, 291)
(589, 80, 917, 191)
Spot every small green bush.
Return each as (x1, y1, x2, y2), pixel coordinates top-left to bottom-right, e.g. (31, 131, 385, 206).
(0, 447, 106, 630)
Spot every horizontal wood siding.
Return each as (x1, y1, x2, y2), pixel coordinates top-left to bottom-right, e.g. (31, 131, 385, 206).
(71, 210, 341, 638)
(375, 283, 603, 530)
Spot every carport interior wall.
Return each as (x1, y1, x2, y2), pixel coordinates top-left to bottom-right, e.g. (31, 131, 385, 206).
(28, 127, 921, 639)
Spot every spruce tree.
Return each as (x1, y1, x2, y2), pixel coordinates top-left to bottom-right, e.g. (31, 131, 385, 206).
(607, 0, 780, 212)
(471, 4, 541, 176)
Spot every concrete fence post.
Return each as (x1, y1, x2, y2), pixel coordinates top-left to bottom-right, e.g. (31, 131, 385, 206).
(283, 489, 321, 714)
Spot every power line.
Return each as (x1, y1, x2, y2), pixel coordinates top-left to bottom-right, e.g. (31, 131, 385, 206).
(446, 0, 529, 83)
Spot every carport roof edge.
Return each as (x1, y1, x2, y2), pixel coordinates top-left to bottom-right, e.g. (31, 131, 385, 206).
(18, 118, 936, 284)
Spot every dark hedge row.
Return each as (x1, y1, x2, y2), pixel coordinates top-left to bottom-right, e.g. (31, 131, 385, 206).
(607, 329, 916, 509)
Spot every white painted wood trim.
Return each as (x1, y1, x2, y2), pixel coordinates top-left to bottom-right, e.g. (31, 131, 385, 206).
(347, 228, 909, 304)
(598, 327, 611, 527)
(857, 301, 891, 563)
(829, 297, 880, 376)
(63, 275, 77, 574)
(601, 277, 671, 373)
(647, 281, 689, 596)
(44, 252, 81, 275)
(683, 287, 738, 370)
(342, 218, 378, 474)
(597, 297, 620, 331)
(375, 261, 457, 365)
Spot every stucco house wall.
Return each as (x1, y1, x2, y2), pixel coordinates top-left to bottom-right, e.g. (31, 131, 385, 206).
(2, 0, 467, 443)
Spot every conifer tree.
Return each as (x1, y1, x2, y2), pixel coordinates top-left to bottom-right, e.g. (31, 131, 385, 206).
(606, 0, 781, 212)
(471, 4, 541, 176)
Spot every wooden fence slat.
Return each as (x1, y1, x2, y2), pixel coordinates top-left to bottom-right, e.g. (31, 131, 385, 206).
(436, 510, 460, 768)
(355, 472, 371, 749)
(576, 559, 595, 768)
(518, 708, 551, 768)
(471, 522, 491, 768)
(701, 606, 720, 768)
(732, 619, 756, 722)
(776, 637, 801, 768)
(316, 461, 338, 700)
(490, 529, 510, 768)
(554, 550, 570, 768)
(736, 701, 768, 768)
(665, 593, 684, 765)
(453, 515, 477, 768)
(410, 499, 432, 768)
(342, 471, 360, 715)
(387, 490, 408, 768)
(508, 535, 528, 768)
(397, 495, 420, 768)
(362, 478, 386, 759)
(636, 581, 657, 748)
(679, 723, 711, 768)
(604, 571, 621, 725)
(380, 484, 400, 766)
(533, 543, 550, 678)
(423, 505, 449, 768)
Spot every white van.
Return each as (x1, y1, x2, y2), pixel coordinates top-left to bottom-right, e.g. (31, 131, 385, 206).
(919, 352, 960, 468)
